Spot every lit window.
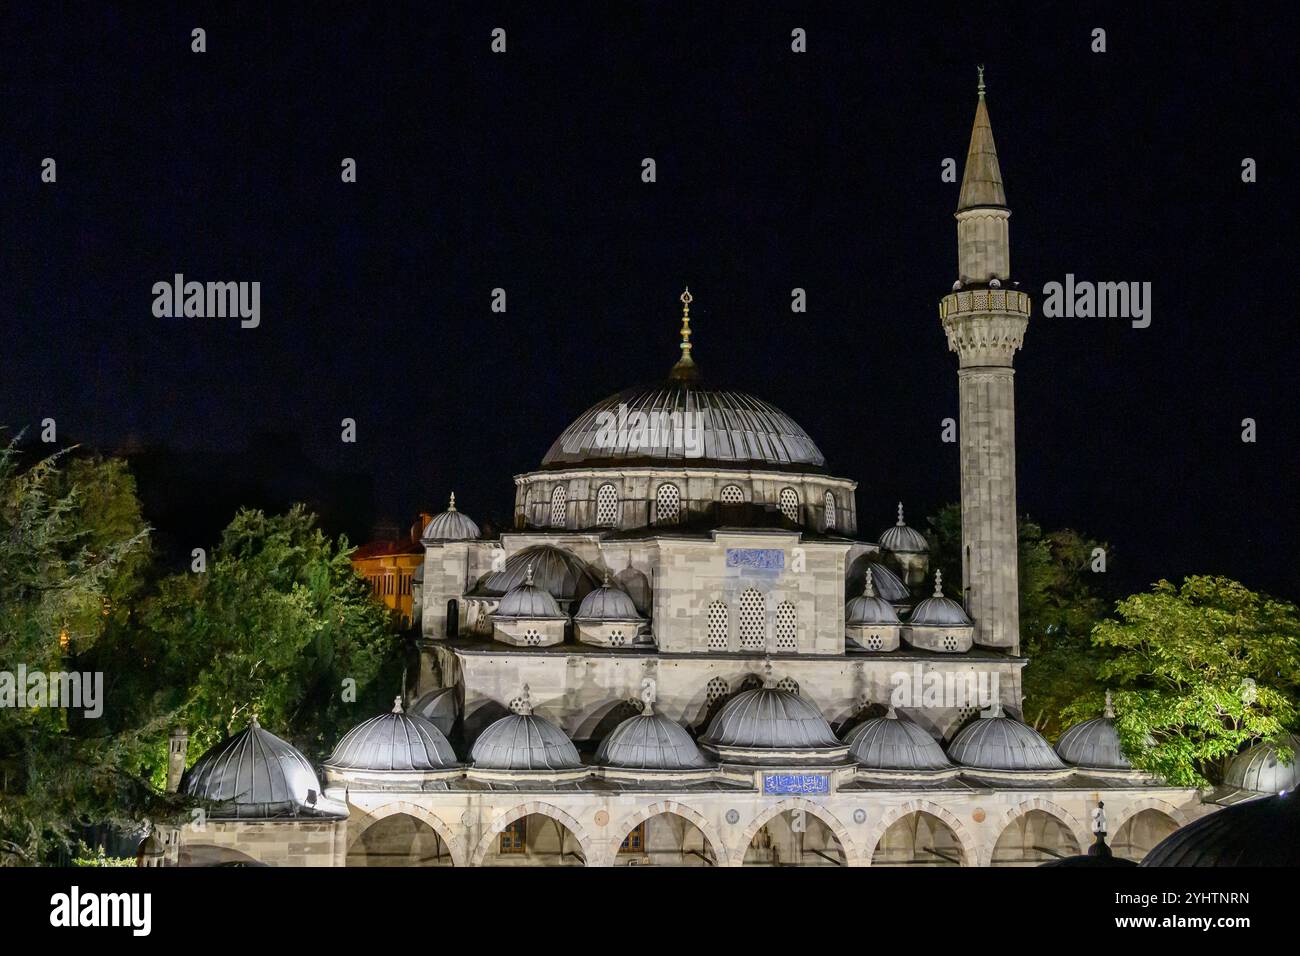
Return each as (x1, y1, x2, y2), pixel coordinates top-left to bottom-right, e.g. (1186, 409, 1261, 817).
(778, 488, 800, 523)
(550, 486, 567, 526)
(775, 601, 797, 651)
(500, 819, 526, 854)
(823, 491, 837, 530)
(619, 822, 646, 853)
(705, 677, 729, 705)
(596, 483, 619, 526)
(707, 600, 729, 649)
(655, 483, 681, 525)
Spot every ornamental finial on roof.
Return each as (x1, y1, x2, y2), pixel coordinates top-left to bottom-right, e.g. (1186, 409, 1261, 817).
(897, 501, 906, 526)
(885, 703, 898, 719)
(1092, 801, 1107, 835)
(977, 64, 986, 98)
(933, 569, 944, 597)
(392, 695, 404, 714)
(524, 562, 534, 586)
(603, 568, 612, 587)
(1104, 689, 1115, 719)
(864, 566, 875, 598)
(640, 677, 657, 716)
(670, 287, 699, 380)
(982, 697, 1004, 719)
(448, 492, 457, 511)
(762, 658, 776, 689)
(518, 684, 533, 716)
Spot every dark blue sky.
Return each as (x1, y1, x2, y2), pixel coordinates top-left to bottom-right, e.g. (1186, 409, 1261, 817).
(3, 2, 1297, 598)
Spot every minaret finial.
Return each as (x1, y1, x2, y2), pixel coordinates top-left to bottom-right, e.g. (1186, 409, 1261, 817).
(933, 569, 944, 597)
(896, 501, 906, 526)
(1104, 689, 1115, 719)
(669, 287, 699, 380)
(448, 491, 457, 511)
(863, 567, 875, 598)
(977, 64, 985, 98)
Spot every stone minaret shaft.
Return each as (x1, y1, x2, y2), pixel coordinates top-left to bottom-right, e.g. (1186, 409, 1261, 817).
(941, 73, 1031, 653)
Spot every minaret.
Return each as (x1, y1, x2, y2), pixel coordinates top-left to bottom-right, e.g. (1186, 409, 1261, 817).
(941, 67, 1032, 653)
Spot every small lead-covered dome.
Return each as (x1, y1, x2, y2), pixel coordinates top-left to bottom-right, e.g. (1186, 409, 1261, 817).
(182, 718, 343, 819)
(471, 694, 582, 771)
(422, 492, 481, 541)
(909, 571, 972, 626)
(702, 671, 841, 752)
(575, 573, 643, 622)
(947, 703, 1065, 772)
(494, 564, 566, 619)
(1056, 692, 1134, 770)
(473, 544, 601, 602)
(1141, 790, 1300, 867)
(597, 705, 711, 771)
(844, 707, 951, 771)
(879, 502, 929, 553)
(846, 557, 911, 604)
(325, 697, 459, 772)
(1224, 734, 1300, 794)
(845, 568, 901, 626)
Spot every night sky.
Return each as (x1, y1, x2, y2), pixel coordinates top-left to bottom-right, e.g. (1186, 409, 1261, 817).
(3, 3, 1297, 599)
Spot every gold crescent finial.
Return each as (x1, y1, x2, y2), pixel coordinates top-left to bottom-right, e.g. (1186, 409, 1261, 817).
(670, 287, 699, 380)
(977, 64, 986, 97)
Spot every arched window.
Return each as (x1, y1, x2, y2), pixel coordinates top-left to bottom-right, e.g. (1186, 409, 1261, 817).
(550, 486, 567, 526)
(706, 600, 729, 650)
(596, 483, 619, 526)
(778, 488, 800, 523)
(655, 483, 681, 525)
(823, 491, 837, 530)
(738, 588, 766, 650)
(775, 601, 798, 651)
(705, 677, 729, 706)
(720, 484, 744, 504)
(776, 677, 800, 696)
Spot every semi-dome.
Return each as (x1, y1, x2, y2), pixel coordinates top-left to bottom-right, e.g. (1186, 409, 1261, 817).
(879, 502, 930, 553)
(493, 564, 566, 619)
(909, 571, 972, 626)
(1056, 693, 1134, 770)
(182, 718, 342, 819)
(410, 685, 457, 738)
(844, 707, 951, 771)
(421, 492, 480, 541)
(845, 568, 901, 626)
(596, 705, 711, 771)
(325, 697, 459, 772)
(1224, 734, 1300, 794)
(846, 557, 911, 604)
(575, 573, 643, 622)
(947, 704, 1065, 772)
(1141, 790, 1300, 866)
(701, 672, 841, 751)
(473, 544, 601, 601)
(471, 697, 582, 771)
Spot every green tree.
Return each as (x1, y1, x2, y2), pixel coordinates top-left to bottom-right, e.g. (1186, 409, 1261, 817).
(925, 504, 1111, 736)
(1069, 575, 1300, 787)
(141, 505, 402, 765)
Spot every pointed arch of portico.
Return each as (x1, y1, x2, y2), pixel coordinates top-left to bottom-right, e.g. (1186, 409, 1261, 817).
(1109, 796, 1190, 834)
(734, 798, 861, 867)
(348, 799, 466, 867)
(978, 797, 1089, 867)
(470, 801, 595, 867)
(604, 800, 729, 868)
(864, 799, 979, 867)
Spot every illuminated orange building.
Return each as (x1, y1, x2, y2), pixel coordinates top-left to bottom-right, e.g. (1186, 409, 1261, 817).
(351, 515, 430, 628)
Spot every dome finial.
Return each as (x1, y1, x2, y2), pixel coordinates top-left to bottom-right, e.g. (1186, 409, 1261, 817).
(933, 569, 944, 597)
(517, 684, 533, 716)
(392, 695, 404, 714)
(863, 566, 875, 598)
(524, 562, 534, 587)
(448, 491, 457, 512)
(762, 658, 776, 689)
(603, 568, 612, 587)
(981, 697, 1004, 719)
(640, 676, 657, 716)
(1103, 689, 1115, 719)
(896, 501, 906, 526)
(669, 287, 699, 380)
(885, 703, 898, 719)
(977, 64, 985, 98)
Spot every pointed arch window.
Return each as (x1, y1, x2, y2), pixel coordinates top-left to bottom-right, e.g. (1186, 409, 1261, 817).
(738, 588, 766, 650)
(823, 491, 837, 530)
(655, 483, 681, 525)
(550, 486, 567, 526)
(596, 483, 619, 526)
(778, 488, 800, 523)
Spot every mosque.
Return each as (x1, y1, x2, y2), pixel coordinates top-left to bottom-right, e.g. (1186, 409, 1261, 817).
(140, 76, 1298, 868)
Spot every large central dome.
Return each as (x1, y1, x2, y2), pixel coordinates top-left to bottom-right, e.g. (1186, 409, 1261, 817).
(541, 379, 826, 472)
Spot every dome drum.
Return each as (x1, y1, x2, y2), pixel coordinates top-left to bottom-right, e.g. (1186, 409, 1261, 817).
(493, 616, 566, 649)
(844, 568, 902, 652)
(903, 572, 974, 653)
(846, 622, 901, 653)
(574, 577, 647, 648)
(576, 621, 651, 649)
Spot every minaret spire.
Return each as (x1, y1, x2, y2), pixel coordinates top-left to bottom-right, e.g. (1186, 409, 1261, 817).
(957, 67, 1007, 215)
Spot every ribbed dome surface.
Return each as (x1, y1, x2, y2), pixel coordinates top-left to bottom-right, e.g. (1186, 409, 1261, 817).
(182, 720, 338, 819)
(1224, 734, 1300, 794)
(495, 580, 565, 619)
(846, 559, 911, 604)
(410, 686, 457, 738)
(596, 712, 711, 770)
(575, 581, 642, 621)
(326, 706, 459, 772)
(909, 575, 972, 626)
(473, 544, 600, 601)
(702, 687, 840, 750)
(422, 495, 480, 541)
(1056, 717, 1132, 770)
(948, 713, 1065, 771)
(1141, 791, 1300, 867)
(845, 712, 951, 771)
(471, 713, 582, 771)
(880, 505, 930, 553)
(845, 593, 900, 626)
(541, 380, 825, 472)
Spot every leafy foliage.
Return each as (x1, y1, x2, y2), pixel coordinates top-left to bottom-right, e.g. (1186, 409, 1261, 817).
(1069, 575, 1300, 787)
